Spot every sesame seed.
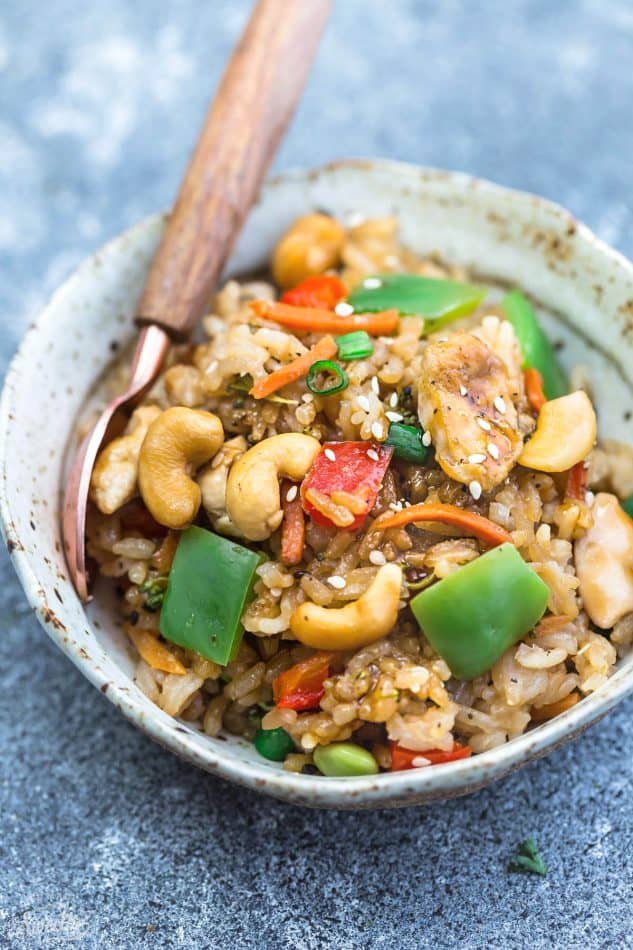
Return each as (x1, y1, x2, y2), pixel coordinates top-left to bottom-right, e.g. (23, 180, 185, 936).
(460, 385, 468, 397)
(371, 421, 384, 440)
(488, 442, 500, 460)
(301, 393, 314, 403)
(363, 277, 382, 289)
(477, 418, 492, 431)
(422, 431, 432, 447)
(335, 301, 355, 316)
(385, 411, 404, 423)
(371, 376, 380, 395)
(327, 575, 346, 589)
(324, 448, 336, 462)
(494, 395, 507, 414)
(468, 453, 487, 464)
(389, 392, 399, 408)
(357, 395, 371, 412)
(369, 550, 387, 566)
(286, 485, 298, 503)
(367, 448, 380, 462)
(469, 480, 483, 500)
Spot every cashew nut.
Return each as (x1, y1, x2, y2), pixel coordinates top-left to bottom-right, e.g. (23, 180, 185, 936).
(272, 213, 345, 289)
(575, 492, 633, 628)
(90, 405, 161, 514)
(290, 564, 403, 651)
(138, 407, 224, 529)
(225, 433, 321, 541)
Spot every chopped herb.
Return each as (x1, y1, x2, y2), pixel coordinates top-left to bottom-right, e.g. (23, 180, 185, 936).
(138, 575, 169, 612)
(396, 385, 418, 426)
(509, 837, 548, 876)
(228, 374, 254, 394)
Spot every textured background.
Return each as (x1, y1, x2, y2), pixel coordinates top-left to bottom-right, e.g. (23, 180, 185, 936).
(2, 1, 633, 947)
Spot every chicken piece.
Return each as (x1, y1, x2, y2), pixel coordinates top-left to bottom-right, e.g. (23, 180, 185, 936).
(575, 492, 633, 629)
(418, 332, 523, 490)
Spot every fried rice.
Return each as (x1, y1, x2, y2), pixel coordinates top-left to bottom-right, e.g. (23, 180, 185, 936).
(84, 212, 633, 775)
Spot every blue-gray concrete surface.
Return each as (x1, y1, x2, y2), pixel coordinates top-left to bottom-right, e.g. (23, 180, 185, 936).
(2, 2, 633, 947)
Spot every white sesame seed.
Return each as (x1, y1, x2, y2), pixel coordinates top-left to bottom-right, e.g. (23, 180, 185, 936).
(357, 395, 371, 412)
(389, 392, 399, 408)
(363, 277, 382, 289)
(459, 385, 468, 397)
(301, 393, 314, 403)
(327, 575, 346, 589)
(371, 421, 384, 440)
(494, 395, 507, 414)
(469, 480, 483, 501)
(422, 431, 432, 447)
(468, 453, 487, 464)
(324, 448, 336, 462)
(367, 448, 380, 462)
(335, 301, 355, 316)
(369, 550, 387, 566)
(385, 411, 404, 423)
(488, 442, 500, 460)
(477, 418, 492, 432)
(285, 485, 298, 503)
(371, 376, 380, 395)
(269, 587, 282, 598)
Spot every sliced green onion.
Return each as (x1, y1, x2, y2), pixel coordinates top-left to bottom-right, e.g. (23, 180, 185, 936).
(385, 422, 429, 463)
(404, 571, 436, 592)
(306, 359, 349, 396)
(336, 330, 374, 361)
(227, 374, 254, 394)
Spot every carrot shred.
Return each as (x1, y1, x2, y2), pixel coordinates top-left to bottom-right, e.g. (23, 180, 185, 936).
(372, 502, 513, 547)
(524, 367, 547, 412)
(249, 335, 338, 399)
(251, 299, 400, 336)
(125, 624, 186, 675)
(531, 691, 580, 722)
(566, 461, 588, 501)
(280, 479, 305, 566)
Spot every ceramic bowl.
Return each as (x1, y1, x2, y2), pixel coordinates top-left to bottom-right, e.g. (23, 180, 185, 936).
(2, 159, 633, 809)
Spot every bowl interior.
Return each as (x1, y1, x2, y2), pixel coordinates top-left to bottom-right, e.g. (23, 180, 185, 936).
(3, 160, 633, 808)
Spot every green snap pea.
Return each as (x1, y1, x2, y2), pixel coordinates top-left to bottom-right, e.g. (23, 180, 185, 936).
(313, 742, 379, 777)
(253, 727, 295, 762)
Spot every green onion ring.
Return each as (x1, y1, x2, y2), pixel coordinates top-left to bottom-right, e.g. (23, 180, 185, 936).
(306, 359, 349, 396)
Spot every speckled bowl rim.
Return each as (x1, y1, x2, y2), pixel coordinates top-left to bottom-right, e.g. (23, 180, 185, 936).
(2, 158, 633, 809)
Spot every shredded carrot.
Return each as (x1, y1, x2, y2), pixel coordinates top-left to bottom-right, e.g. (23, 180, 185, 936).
(249, 335, 338, 399)
(151, 531, 179, 573)
(251, 299, 400, 336)
(534, 614, 573, 636)
(125, 624, 186, 675)
(280, 479, 305, 566)
(524, 367, 547, 412)
(372, 502, 513, 547)
(566, 460, 588, 501)
(531, 692, 580, 722)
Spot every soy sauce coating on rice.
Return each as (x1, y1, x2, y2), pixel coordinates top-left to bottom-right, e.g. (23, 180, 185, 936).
(84, 213, 633, 777)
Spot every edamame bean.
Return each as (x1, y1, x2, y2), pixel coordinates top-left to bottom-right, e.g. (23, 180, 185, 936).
(313, 742, 379, 777)
(254, 727, 294, 762)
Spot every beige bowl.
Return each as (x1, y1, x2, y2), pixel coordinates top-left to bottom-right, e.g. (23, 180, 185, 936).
(2, 159, 632, 809)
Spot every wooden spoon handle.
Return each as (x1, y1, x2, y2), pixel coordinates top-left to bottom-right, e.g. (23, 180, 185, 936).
(135, 0, 331, 339)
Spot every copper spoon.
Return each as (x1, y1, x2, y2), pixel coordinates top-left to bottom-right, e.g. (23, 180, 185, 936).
(63, 0, 332, 600)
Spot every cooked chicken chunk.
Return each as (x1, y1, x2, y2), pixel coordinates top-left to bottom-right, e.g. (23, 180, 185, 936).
(575, 492, 633, 629)
(418, 332, 524, 490)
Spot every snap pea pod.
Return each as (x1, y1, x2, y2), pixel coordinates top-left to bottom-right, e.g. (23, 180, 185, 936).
(348, 273, 486, 331)
(160, 526, 260, 665)
(411, 543, 550, 680)
(500, 289, 567, 400)
(313, 742, 379, 777)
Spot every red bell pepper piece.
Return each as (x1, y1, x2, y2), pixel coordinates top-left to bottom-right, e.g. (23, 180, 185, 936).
(301, 441, 394, 531)
(273, 652, 333, 711)
(280, 275, 347, 310)
(389, 740, 472, 771)
(566, 461, 588, 501)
